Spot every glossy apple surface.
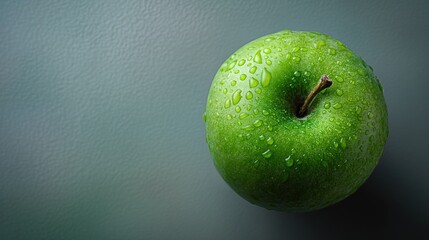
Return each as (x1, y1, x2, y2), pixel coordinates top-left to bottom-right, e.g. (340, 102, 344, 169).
(204, 30, 388, 212)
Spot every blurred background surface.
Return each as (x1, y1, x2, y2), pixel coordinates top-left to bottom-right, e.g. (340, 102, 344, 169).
(0, 0, 428, 239)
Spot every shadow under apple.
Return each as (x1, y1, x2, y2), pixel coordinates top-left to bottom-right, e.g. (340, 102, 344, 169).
(265, 150, 426, 240)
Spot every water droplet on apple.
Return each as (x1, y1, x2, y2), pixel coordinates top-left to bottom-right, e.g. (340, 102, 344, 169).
(304, 71, 311, 77)
(293, 71, 301, 77)
(262, 110, 269, 115)
(224, 99, 231, 108)
(226, 114, 232, 120)
(358, 69, 366, 76)
(316, 40, 326, 47)
(367, 112, 374, 119)
(336, 89, 343, 96)
(246, 91, 253, 100)
(266, 60, 272, 65)
(333, 103, 342, 109)
(324, 102, 331, 109)
(254, 50, 262, 64)
(337, 61, 343, 66)
(239, 113, 249, 119)
(255, 88, 262, 94)
(334, 141, 339, 148)
(242, 125, 255, 131)
(253, 159, 258, 165)
(377, 80, 384, 92)
(202, 112, 207, 122)
(261, 68, 272, 87)
(328, 48, 336, 55)
(292, 46, 300, 52)
(285, 156, 293, 167)
(253, 119, 262, 127)
(259, 134, 265, 140)
(369, 135, 374, 142)
(249, 77, 259, 88)
(340, 138, 347, 149)
(232, 90, 242, 105)
(231, 80, 237, 86)
(227, 60, 237, 70)
(262, 149, 272, 158)
(240, 74, 247, 80)
(249, 66, 257, 74)
(292, 56, 301, 62)
(266, 137, 274, 145)
(263, 48, 271, 54)
(329, 117, 335, 122)
(235, 106, 241, 113)
(356, 106, 362, 114)
(336, 76, 344, 83)
(253, 109, 259, 114)
(238, 59, 246, 66)
(223, 88, 227, 94)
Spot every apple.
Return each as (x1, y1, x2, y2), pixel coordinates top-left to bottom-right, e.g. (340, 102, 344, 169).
(203, 30, 388, 212)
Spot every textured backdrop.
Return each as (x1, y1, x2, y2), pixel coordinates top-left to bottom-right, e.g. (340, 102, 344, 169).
(0, 0, 428, 239)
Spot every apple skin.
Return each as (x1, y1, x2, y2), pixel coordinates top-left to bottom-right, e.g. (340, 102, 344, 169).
(204, 30, 388, 212)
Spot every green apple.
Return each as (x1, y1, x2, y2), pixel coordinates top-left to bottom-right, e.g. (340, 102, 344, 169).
(203, 30, 388, 212)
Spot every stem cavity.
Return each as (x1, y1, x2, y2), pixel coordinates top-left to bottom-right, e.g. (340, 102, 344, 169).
(297, 75, 332, 118)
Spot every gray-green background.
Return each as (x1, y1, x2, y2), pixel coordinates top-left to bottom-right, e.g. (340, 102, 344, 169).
(1, 0, 428, 239)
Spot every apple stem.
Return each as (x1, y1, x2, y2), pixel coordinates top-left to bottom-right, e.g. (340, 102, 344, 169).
(297, 75, 332, 118)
